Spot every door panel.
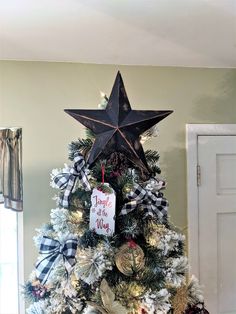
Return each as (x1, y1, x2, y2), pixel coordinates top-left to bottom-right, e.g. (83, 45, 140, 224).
(198, 135, 236, 314)
(218, 213, 236, 314)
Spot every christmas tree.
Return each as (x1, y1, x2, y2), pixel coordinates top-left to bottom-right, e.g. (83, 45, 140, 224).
(24, 72, 208, 314)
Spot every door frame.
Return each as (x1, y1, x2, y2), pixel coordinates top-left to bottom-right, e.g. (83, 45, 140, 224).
(18, 211, 24, 314)
(186, 124, 236, 278)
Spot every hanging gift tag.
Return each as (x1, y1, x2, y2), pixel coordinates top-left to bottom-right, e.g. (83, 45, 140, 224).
(89, 183, 116, 236)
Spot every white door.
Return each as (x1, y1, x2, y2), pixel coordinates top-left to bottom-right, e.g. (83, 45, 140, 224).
(198, 135, 236, 314)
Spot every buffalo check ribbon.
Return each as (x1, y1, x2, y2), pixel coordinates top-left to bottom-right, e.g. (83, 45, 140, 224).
(35, 236, 78, 284)
(120, 182, 168, 220)
(54, 152, 91, 208)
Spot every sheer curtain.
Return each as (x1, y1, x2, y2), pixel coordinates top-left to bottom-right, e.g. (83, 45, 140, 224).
(0, 128, 22, 211)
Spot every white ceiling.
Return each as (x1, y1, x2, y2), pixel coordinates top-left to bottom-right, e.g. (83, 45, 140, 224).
(0, 0, 236, 67)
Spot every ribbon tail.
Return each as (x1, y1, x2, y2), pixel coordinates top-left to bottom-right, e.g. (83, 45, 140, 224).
(35, 252, 60, 285)
(119, 200, 138, 215)
(63, 239, 78, 275)
(64, 257, 76, 275)
(78, 170, 91, 191)
(63, 256, 70, 282)
(61, 176, 77, 208)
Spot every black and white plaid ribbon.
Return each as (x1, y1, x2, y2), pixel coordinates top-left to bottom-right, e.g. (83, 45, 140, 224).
(35, 236, 78, 284)
(120, 183, 168, 220)
(145, 178, 166, 192)
(54, 152, 91, 208)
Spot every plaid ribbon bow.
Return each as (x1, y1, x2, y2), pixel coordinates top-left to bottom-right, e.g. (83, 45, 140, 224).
(120, 183, 168, 220)
(35, 236, 78, 284)
(54, 152, 91, 208)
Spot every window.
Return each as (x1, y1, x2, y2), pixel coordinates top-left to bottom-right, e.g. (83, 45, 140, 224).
(0, 127, 23, 313)
(0, 205, 24, 314)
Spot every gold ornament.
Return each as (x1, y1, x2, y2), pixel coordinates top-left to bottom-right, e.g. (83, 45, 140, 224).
(70, 272, 79, 289)
(69, 192, 85, 210)
(114, 281, 145, 312)
(172, 285, 188, 314)
(68, 210, 85, 235)
(115, 281, 145, 300)
(69, 210, 83, 223)
(115, 241, 145, 276)
(147, 234, 160, 246)
(144, 222, 167, 247)
(123, 183, 133, 195)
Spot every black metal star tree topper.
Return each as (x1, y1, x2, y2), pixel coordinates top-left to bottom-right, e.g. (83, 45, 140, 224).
(65, 71, 173, 174)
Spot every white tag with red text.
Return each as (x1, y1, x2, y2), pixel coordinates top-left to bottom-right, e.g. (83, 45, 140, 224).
(89, 184, 115, 236)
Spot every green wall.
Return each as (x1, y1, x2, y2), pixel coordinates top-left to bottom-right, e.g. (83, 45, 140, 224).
(0, 61, 235, 278)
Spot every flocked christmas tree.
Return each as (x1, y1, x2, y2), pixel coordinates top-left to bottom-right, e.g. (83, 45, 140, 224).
(24, 72, 208, 314)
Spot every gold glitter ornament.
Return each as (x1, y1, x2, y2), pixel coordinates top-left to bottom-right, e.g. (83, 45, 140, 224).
(122, 183, 133, 196)
(68, 210, 86, 235)
(144, 222, 167, 246)
(147, 234, 160, 246)
(69, 210, 83, 223)
(172, 285, 188, 314)
(70, 273, 79, 289)
(115, 241, 145, 276)
(69, 193, 84, 209)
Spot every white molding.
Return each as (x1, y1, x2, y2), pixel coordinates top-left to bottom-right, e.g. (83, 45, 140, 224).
(186, 124, 236, 278)
(17, 212, 25, 314)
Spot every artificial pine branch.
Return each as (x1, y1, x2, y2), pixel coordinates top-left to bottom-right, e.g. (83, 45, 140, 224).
(91, 160, 113, 182)
(23, 281, 50, 303)
(144, 149, 161, 175)
(85, 128, 96, 140)
(68, 188, 92, 212)
(78, 230, 101, 248)
(145, 149, 160, 164)
(68, 138, 93, 160)
(149, 164, 161, 175)
(140, 265, 166, 291)
(117, 171, 134, 190)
